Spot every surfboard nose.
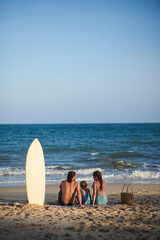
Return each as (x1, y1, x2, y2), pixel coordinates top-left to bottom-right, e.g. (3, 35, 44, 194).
(34, 138, 40, 143)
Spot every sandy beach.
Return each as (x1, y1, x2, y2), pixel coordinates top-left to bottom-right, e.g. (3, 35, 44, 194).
(0, 183, 160, 240)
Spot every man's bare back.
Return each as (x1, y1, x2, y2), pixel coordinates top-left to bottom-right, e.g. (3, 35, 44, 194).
(59, 171, 82, 206)
(60, 180, 79, 204)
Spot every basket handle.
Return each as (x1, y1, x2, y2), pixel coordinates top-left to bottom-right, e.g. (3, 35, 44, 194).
(121, 184, 128, 192)
(127, 184, 133, 194)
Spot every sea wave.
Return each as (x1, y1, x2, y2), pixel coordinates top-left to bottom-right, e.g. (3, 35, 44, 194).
(45, 167, 102, 176)
(0, 166, 102, 177)
(131, 170, 160, 179)
(103, 170, 160, 181)
(99, 158, 140, 169)
(0, 167, 25, 176)
(0, 180, 25, 184)
(47, 165, 71, 170)
(112, 160, 139, 169)
(1, 170, 159, 185)
(0, 166, 159, 185)
(90, 152, 100, 156)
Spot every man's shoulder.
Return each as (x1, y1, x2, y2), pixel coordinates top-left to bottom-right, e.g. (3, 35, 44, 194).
(75, 181, 80, 185)
(75, 181, 80, 188)
(61, 180, 66, 184)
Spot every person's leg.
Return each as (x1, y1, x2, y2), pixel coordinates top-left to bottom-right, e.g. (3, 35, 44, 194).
(60, 201, 68, 206)
(68, 203, 74, 206)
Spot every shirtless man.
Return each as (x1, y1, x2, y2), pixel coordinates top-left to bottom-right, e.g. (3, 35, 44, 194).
(58, 171, 82, 206)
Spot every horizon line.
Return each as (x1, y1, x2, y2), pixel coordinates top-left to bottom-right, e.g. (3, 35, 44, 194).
(0, 122, 160, 125)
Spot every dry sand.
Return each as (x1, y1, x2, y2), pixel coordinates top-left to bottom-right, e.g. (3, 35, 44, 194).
(0, 183, 160, 240)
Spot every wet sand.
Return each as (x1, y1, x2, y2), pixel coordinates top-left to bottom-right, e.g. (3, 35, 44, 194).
(0, 183, 160, 240)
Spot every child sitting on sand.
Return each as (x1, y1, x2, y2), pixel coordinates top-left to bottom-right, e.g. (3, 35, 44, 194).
(80, 181, 91, 205)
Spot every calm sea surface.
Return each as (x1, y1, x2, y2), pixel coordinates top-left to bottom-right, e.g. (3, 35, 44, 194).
(0, 124, 160, 186)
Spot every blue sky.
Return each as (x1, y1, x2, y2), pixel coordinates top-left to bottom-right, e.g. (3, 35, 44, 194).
(1, 0, 160, 123)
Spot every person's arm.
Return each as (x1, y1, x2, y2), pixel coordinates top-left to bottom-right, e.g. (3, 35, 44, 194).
(80, 189, 83, 196)
(77, 183, 82, 206)
(92, 182, 97, 205)
(88, 189, 91, 198)
(60, 180, 65, 189)
(58, 181, 63, 203)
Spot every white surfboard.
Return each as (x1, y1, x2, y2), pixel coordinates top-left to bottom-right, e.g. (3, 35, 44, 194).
(26, 138, 45, 205)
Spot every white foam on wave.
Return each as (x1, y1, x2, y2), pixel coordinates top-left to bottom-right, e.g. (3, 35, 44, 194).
(116, 160, 135, 167)
(0, 167, 25, 176)
(102, 170, 160, 181)
(47, 165, 60, 169)
(46, 166, 71, 176)
(0, 166, 159, 185)
(103, 174, 115, 179)
(46, 167, 102, 176)
(90, 152, 100, 156)
(0, 166, 159, 179)
(46, 170, 160, 184)
(132, 170, 160, 179)
(0, 170, 160, 185)
(0, 165, 71, 177)
(143, 163, 150, 168)
(47, 166, 70, 170)
(0, 180, 25, 184)
(46, 169, 67, 175)
(75, 176, 93, 182)
(76, 168, 102, 175)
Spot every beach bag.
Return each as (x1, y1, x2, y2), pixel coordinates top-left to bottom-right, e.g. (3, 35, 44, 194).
(121, 184, 134, 205)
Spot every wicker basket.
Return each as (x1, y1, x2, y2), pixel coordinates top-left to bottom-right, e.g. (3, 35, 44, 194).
(121, 184, 134, 205)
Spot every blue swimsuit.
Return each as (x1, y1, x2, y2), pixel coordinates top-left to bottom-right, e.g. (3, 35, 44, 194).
(96, 194, 107, 205)
(81, 188, 91, 205)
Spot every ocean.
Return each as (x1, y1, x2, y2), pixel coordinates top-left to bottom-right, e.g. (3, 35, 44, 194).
(0, 123, 160, 186)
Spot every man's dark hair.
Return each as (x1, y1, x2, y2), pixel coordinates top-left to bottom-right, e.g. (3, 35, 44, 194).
(67, 171, 76, 183)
